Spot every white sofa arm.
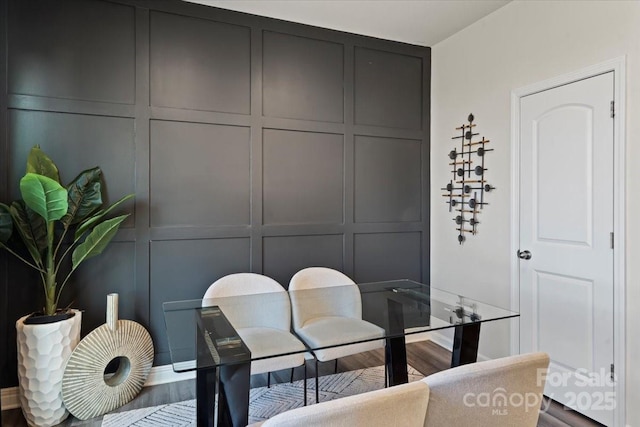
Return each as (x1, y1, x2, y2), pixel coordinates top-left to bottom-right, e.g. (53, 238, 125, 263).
(248, 380, 430, 427)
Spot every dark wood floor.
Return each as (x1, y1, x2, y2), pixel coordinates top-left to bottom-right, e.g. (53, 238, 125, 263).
(1, 341, 602, 426)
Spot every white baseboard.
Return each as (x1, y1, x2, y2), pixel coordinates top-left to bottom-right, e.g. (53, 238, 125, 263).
(425, 331, 490, 362)
(1, 364, 196, 411)
(404, 330, 432, 344)
(2, 335, 489, 411)
(1, 387, 20, 410)
(426, 331, 454, 351)
(143, 364, 195, 386)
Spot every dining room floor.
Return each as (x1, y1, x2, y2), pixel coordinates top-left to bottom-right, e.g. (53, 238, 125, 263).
(1, 340, 602, 426)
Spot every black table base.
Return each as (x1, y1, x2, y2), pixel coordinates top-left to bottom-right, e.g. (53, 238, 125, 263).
(386, 298, 409, 386)
(385, 337, 409, 386)
(194, 286, 485, 426)
(196, 367, 216, 426)
(451, 322, 481, 367)
(197, 361, 251, 427)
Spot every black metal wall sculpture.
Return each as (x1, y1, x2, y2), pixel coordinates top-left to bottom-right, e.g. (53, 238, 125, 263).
(442, 114, 494, 244)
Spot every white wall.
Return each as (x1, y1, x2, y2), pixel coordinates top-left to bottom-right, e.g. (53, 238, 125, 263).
(431, 1, 640, 425)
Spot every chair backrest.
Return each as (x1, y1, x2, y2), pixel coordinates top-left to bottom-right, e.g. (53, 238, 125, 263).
(203, 273, 290, 331)
(259, 379, 430, 427)
(422, 352, 550, 427)
(288, 267, 362, 329)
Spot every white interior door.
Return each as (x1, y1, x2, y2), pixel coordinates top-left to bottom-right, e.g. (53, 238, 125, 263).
(519, 72, 614, 426)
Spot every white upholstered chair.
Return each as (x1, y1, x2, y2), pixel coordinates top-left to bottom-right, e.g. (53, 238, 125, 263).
(288, 267, 386, 402)
(247, 352, 549, 427)
(250, 378, 430, 427)
(423, 352, 550, 427)
(202, 273, 307, 393)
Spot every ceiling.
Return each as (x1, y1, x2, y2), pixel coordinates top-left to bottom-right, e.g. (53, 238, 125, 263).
(183, 0, 511, 47)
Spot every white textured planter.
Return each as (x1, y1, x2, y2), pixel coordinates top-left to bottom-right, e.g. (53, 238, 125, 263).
(16, 310, 82, 427)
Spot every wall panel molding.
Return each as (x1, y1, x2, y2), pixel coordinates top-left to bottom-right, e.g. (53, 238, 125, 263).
(0, 0, 430, 387)
(8, 0, 136, 104)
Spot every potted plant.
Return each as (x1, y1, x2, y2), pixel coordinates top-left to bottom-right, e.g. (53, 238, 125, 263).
(0, 146, 133, 427)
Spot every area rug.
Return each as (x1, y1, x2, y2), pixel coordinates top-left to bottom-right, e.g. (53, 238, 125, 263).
(102, 365, 423, 426)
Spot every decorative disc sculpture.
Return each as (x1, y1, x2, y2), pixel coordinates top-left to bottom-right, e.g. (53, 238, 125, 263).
(442, 114, 495, 244)
(61, 294, 154, 420)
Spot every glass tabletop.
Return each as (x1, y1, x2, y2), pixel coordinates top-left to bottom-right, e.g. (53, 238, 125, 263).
(162, 279, 518, 372)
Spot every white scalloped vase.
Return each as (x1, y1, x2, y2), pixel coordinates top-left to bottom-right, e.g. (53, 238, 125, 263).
(16, 311, 82, 427)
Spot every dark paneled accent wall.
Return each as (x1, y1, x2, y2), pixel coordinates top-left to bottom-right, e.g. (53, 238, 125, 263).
(0, 0, 430, 387)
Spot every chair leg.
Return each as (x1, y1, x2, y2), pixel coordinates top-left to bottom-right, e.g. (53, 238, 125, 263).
(290, 367, 294, 383)
(267, 371, 271, 388)
(303, 362, 308, 406)
(384, 362, 388, 388)
(384, 342, 389, 388)
(315, 358, 319, 404)
(334, 359, 338, 373)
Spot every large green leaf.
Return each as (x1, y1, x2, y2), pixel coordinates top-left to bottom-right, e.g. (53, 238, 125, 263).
(0, 203, 12, 243)
(74, 194, 134, 240)
(63, 167, 103, 226)
(72, 214, 128, 269)
(20, 173, 68, 222)
(8, 201, 45, 264)
(25, 204, 48, 253)
(26, 146, 60, 183)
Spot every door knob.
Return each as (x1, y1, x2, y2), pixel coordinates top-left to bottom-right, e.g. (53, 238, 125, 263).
(517, 250, 532, 260)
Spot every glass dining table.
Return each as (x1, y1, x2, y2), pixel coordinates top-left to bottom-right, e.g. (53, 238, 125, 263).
(163, 279, 518, 427)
